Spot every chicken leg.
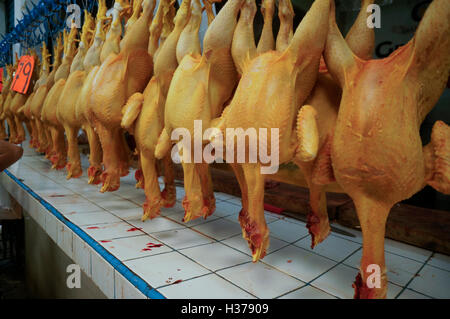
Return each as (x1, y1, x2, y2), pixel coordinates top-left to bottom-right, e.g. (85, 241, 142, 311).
(324, 0, 450, 298)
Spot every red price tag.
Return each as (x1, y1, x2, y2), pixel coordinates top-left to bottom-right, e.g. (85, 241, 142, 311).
(11, 55, 35, 94)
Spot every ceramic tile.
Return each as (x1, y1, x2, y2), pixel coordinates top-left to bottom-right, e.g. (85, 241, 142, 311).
(343, 250, 423, 287)
(35, 188, 75, 197)
(175, 186, 186, 201)
(397, 289, 432, 299)
(223, 210, 279, 225)
(128, 217, 185, 234)
(26, 197, 44, 225)
(384, 238, 432, 263)
(294, 234, 361, 262)
(218, 262, 305, 299)
(72, 234, 92, 276)
(181, 242, 250, 271)
(5, 150, 450, 300)
(213, 200, 241, 217)
(167, 211, 220, 227)
(408, 265, 450, 299)
(124, 251, 210, 288)
(57, 221, 73, 258)
(214, 192, 236, 201)
(225, 196, 242, 206)
(35, 202, 47, 230)
(68, 185, 102, 195)
(263, 245, 336, 283)
(81, 221, 144, 241)
(311, 264, 402, 299)
(263, 212, 280, 224)
(427, 253, 450, 271)
(81, 191, 121, 203)
(110, 207, 143, 221)
(53, 202, 103, 214)
(43, 194, 86, 206)
(113, 186, 142, 199)
(96, 199, 139, 212)
(159, 273, 254, 299)
(65, 210, 122, 226)
(99, 235, 172, 261)
(91, 251, 115, 299)
(159, 201, 185, 217)
(268, 220, 309, 243)
(45, 213, 58, 243)
(329, 223, 363, 244)
(279, 285, 336, 299)
(114, 271, 147, 299)
(192, 218, 242, 241)
(127, 193, 147, 206)
(222, 234, 289, 257)
(151, 228, 215, 250)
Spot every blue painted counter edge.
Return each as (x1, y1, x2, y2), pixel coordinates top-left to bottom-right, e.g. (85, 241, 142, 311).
(4, 169, 166, 300)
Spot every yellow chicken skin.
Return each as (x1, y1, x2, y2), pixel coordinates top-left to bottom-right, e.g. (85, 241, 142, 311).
(276, 0, 294, 52)
(256, 0, 275, 54)
(30, 33, 64, 155)
(122, 0, 196, 221)
(297, 0, 375, 250)
(100, 0, 131, 64)
(56, 11, 95, 179)
(41, 26, 79, 169)
(19, 43, 52, 149)
(88, 0, 156, 193)
(155, 0, 243, 223)
(323, 0, 450, 298)
(209, 0, 332, 262)
(8, 50, 41, 145)
(75, 0, 117, 185)
(1, 55, 20, 143)
(131, 0, 177, 191)
(0, 65, 15, 140)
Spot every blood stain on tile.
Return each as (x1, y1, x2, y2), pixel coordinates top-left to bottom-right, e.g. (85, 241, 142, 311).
(100, 240, 111, 243)
(127, 227, 143, 232)
(173, 280, 183, 284)
(87, 226, 100, 229)
(49, 194, 66, 197)
(141, 248, 152, 252)
(147, 243, 163, 248)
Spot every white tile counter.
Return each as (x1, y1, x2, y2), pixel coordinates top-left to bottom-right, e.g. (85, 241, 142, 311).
(1, 149, 448, 299)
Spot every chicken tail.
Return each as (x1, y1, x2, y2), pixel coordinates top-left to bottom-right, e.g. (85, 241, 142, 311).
(121, 92, 144, 131)
(425, 120, 450, 195)
(296, 105, 319, 162)
(155, 127, 172, 159)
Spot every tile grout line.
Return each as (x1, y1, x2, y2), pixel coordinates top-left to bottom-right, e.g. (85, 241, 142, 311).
(14, 158, 447, 299)
(394, 252, 435, 299)
(3, 169, 167, 300)
(10, 164, 345, 299)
